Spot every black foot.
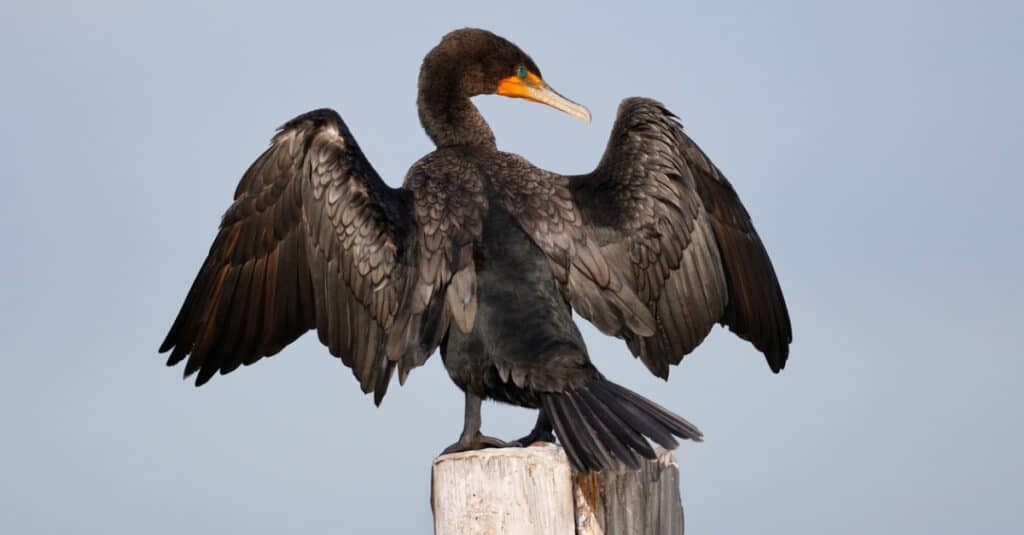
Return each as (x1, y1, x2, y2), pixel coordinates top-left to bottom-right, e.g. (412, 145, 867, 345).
(513, 410, 556, 447)
(512, 428, 556, 447)
(441, 432, 512, 455)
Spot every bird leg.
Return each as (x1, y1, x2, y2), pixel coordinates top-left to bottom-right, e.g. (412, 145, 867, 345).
(512, 410, 556, 447)
(441, 392, 511, 455)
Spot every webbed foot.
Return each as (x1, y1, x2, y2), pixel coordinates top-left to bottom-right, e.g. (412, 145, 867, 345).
(442, 432, 512, 455)
(512, 428, 556, 447)
(512, 410, 556, 447)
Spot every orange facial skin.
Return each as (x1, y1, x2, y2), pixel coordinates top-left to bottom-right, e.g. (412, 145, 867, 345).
(497, 71, 545, 99)
(495, 70, 591, 124)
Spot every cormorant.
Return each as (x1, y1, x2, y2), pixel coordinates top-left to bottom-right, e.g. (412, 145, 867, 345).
(160, 28, 791, 472)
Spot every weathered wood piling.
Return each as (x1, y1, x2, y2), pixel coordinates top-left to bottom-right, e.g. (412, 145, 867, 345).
(431, 444, 684, 534)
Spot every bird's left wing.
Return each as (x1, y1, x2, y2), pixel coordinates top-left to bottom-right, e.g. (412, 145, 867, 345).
(575, 98, 791, 376)
(160, 109, 446, 403)
(511, 98, 790, 378)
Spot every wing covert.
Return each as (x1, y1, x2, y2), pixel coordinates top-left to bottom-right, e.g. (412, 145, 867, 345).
(566, 97, 791, 375)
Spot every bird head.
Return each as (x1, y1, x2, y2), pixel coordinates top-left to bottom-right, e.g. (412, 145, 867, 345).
(421, 28, 591, 123)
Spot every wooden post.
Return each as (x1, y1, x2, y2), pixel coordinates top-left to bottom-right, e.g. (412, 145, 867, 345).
(431, 444, 684, 534)
(573, 449, 684, 534)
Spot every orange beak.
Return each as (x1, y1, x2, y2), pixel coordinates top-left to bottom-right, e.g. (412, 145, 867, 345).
(497, 71, 591, 123)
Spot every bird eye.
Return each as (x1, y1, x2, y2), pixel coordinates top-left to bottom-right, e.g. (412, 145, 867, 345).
(517, 66, 528, 79)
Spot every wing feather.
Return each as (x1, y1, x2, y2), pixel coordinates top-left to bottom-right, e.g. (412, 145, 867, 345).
(555, 97, 791, 375)
(160, 108, 449, 402)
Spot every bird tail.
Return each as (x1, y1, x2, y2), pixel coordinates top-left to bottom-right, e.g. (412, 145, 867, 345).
(540, 379, 702, 472)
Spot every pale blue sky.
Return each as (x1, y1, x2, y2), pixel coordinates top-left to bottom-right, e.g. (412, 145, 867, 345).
(2, 1, 1021, 533)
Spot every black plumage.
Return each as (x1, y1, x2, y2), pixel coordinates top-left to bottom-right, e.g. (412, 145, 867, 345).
(160, 28, 791, 472)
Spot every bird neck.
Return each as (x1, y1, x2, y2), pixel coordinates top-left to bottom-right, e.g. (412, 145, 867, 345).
(417, 58, 496, 149)
(418, 91, 496, 150)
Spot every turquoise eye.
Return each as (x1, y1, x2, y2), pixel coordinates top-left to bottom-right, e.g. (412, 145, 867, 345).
(517, 66, 527, 79)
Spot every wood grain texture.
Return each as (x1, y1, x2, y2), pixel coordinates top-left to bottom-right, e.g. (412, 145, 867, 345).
(432, 445, 575, 535)
(575, 448, 683, 535)
(431, 445, 683, 535)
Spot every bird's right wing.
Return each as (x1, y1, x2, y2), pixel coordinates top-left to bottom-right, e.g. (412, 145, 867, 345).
(160, 109, 452, 404)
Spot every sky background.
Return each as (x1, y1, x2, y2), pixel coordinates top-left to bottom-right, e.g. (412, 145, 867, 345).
(2, 0, 1021, 533)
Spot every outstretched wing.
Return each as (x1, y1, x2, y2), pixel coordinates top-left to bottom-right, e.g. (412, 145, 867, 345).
(160, 109, 445, 403)
(566, 97, 791, 376)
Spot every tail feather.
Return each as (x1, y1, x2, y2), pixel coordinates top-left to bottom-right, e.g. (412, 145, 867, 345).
(542, 378, 703, 472)
(597, 381, 704, 441)
(541, 396, 587, 470)
(591, 385, 679, 449)
(563, 394, 622, 469)
(570, 392, 641, 469)
(577, 387, 656, 460)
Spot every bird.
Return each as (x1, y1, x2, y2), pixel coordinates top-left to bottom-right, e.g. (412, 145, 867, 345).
(159, 28, 791, 473)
